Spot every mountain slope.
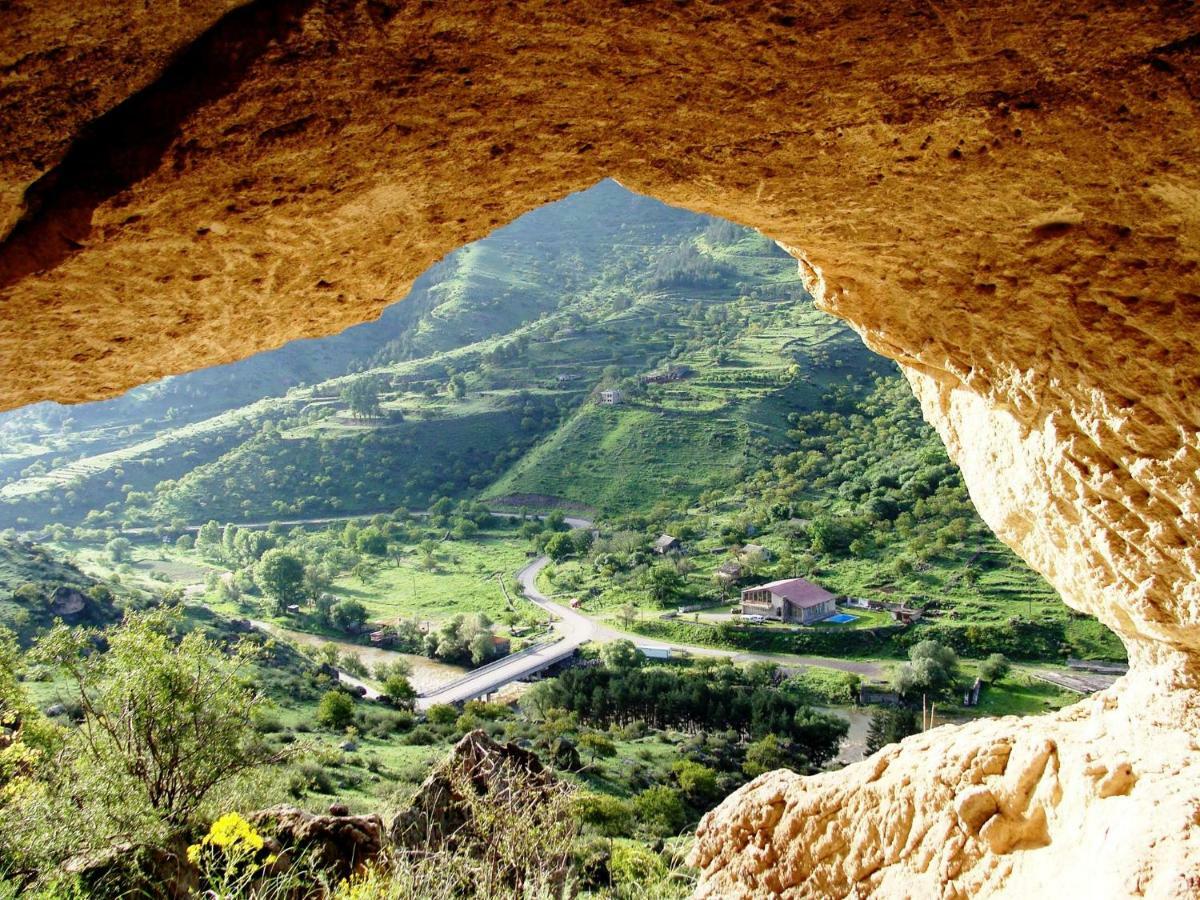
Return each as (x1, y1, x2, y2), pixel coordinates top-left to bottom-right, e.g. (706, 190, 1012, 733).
(2, 184, 862, 528)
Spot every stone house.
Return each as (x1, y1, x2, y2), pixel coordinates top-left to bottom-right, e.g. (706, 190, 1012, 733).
(653, 534, 681, 554)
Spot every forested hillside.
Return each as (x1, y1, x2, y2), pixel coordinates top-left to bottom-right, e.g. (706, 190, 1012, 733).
(1, 182, 879, 529)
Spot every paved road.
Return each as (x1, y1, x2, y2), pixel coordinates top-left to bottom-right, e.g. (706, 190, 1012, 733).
(1026, 667, 1119, 694)
(122, 508, 593, 536)
(517, 554, 885, 677)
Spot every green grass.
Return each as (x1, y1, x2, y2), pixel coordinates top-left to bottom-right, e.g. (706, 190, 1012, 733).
(328, 529, 545, 627)
(964, 668, 1077, 717)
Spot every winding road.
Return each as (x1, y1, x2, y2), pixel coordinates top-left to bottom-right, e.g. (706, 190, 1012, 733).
(414, 554, 884, 709)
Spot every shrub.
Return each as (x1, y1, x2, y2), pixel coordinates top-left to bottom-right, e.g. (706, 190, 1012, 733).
(426, 704, 459, 726)
(979, 653, 1011, 682)
(574, 793, 634, 838)
(316, 690, 355, 730)
(633, 786, 687, 838)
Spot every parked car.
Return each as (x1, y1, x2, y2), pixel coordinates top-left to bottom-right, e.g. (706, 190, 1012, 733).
(745, 614, 766, 624)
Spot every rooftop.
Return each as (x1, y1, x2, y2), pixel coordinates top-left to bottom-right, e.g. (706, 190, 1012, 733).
(758, 577, 835, 609)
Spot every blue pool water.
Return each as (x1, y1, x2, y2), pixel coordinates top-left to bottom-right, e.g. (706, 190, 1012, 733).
(825, 613, 858, 624)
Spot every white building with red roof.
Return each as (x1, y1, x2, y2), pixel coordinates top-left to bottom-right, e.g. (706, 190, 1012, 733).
(740, 577, 837, 625)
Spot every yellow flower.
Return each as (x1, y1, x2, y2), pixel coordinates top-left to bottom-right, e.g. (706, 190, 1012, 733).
(186, 844, 202, 865)
(203, 812, 265, 853)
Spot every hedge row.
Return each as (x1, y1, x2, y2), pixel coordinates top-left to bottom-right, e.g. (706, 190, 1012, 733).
(630, 617, 1085, 662)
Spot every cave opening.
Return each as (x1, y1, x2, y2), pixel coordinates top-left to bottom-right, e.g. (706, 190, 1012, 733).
(1, 1, 1198, 894)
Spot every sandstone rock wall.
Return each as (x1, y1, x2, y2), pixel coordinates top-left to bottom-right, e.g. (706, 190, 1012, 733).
(2, 2, 1198, 896)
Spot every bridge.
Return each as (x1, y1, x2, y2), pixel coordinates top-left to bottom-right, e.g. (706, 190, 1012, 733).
(414, 555, 597, 710)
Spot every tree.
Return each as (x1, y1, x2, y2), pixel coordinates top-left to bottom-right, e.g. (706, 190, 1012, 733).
(571, 529, 594, 556)
(601, 639, 642, 670)
(317, 642, 341, 666)
(864, 705, 920, 755)
(979, 653, 1011, 683)
(641, 564, 684, 606)
(383, 674, 417, 709)
(303, 564, 332, 601)
(314, 593, 336, 626)
(196, 520, 222, 554)
(330, 599, 369, 633)
(105, 537, 132, 563)
(375, 658, 413, 682)
(351, 559, 377, 585)
(254, 549, 305, 613)
(447, 373, 467, 399)
(894, 639, 961, 698)
(356, 527, 388, 556)
(578, 731, 616, 766)
(31, 610, 279, 835)
(544, 532, 577, 562)
(316, 690, 355, 730)
(617, 603, 639, 630)
(791, 707, 849, 768)
(234, 529, 275, 566)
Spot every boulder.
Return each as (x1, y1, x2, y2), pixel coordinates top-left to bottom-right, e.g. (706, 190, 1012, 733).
(247, 805, 382, 883)
(62, 840, 198, 900)
(48, 586, 87, 618)
(389, 729, 554, 849)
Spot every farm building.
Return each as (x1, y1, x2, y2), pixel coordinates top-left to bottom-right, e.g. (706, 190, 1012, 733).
(640, 365, 692, 385)
(597, 388, 623, 405)
(653, 534, 682, 554)
(741, 577, 837, 625)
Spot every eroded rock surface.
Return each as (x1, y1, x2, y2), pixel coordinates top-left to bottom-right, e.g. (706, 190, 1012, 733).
(247, 804, 383, 882)
(2, 2, 1198, 896)
(692, 678, 1200, 898)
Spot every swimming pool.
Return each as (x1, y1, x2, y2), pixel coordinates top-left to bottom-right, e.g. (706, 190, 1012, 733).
(824, 613, 858, 624)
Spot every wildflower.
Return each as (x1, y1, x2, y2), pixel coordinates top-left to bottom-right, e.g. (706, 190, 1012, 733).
(205, 812, 265, 852)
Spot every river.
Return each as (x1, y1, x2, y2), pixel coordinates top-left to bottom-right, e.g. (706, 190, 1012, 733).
(250, 620, 467, 695)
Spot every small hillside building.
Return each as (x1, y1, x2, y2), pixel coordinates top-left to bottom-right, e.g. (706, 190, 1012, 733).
(598, 389, 623, 405)
(653, 534, 681, 554)
(740, 543, 772, 562)
(716, 560, 744, 583)
(741, 577, 837, 625)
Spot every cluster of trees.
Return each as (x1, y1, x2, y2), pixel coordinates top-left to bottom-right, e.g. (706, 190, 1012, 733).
(543, 662, 847, 773)
(729, 377, 987, 577)
(146, 402, 562, 523)
(340, 376, 386, 420)
(648, 241, 736, 289)
(379, 613, 505, 667)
